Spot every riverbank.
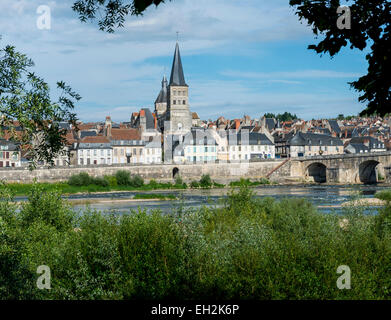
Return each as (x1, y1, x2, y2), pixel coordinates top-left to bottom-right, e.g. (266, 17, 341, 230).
(4, 175, 272, 197)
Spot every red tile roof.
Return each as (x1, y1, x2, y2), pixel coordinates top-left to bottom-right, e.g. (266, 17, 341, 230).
(80, 136, 110, 144)
(110, 128, 141, 141)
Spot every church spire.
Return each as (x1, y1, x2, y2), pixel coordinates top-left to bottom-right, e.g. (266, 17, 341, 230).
(169, 42, 187, 86)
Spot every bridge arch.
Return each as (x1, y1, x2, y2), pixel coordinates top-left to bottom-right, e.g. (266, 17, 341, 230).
(306, 162, 327, 183)
(359, 160, 380, 184)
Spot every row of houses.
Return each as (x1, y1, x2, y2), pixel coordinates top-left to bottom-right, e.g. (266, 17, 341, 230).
(1, 115, 390, 168)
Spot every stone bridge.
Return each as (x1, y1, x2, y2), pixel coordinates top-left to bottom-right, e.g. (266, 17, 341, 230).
(286, 151, 391, 184)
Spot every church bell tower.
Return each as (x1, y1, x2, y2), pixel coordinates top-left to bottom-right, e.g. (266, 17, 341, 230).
(165, 42, 192, 134)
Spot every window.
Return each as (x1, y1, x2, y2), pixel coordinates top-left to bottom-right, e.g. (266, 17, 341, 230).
(173, 100, 176, 105)
(183, 100, 186, 105)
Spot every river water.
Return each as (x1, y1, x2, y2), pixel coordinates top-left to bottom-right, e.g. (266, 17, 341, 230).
(60, 184, 390, 215)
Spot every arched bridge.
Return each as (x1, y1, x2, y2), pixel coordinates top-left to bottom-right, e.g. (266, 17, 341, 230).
(289, 151, 391, 184)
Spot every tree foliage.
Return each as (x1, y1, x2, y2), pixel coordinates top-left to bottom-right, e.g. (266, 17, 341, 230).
(264, 112, 298, 122)
(289, 0, 390, 116)
(72, 0, 169, 33)
(0, 44, 80, 168)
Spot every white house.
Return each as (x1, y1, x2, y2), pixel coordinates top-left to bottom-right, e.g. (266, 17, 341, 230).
(227, 131, 275, 161)
(76, 136, 112, 165)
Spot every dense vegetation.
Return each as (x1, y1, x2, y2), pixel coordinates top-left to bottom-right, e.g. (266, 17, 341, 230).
(1, 182, 391, 299)
(6, 172, 269, 196)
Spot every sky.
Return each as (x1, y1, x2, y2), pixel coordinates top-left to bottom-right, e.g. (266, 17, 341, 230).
(0, 0, 369, 122)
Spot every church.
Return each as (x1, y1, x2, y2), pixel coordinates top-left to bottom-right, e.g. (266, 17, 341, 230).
(154, 42, 193, 135)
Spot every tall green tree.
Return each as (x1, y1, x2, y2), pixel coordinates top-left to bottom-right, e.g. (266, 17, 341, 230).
(72, 0, 390, 117)
(0, 45, 80, 168)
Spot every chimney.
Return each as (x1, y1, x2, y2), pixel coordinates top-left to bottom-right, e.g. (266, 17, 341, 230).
(105, 116, 112, 137)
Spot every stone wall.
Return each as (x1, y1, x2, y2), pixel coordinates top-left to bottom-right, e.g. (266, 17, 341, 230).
(0, 160, 288, 183)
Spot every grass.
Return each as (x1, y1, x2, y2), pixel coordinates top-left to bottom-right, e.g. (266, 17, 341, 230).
(229, 177, 271, 187)
(1, 182, 391, 300)
(375, 189, 391, 203)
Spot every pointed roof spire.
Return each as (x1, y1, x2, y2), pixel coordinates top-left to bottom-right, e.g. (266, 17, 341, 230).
(155, 75, 168, 104)
(162, 74, 168, 87)
(169, 42, 187, 86)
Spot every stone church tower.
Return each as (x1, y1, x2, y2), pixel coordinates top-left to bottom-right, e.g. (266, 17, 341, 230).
(154, 42, 192, 134)
(165, 42, 192, 134)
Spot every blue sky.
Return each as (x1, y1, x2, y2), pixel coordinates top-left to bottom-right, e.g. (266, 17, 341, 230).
(1, 0, 368, 122)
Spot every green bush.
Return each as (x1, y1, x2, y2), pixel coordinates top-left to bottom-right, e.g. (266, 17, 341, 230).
(190, 181, 200, 188)
(68, 172, 92, 186)
(174, 176, 184, 186)
(20, 183, 75, 232)
(259, 177, 270, 185)
(199, 174, 212, 188)
(92, 177, 109, 187)
(130, 175, 144, 188)
(118, 211, 186, 299)
(104, 175, 117, 187)
(376, 189, 391, 203)
(115, 170, 131, 186)
(148, 179, 158, 189)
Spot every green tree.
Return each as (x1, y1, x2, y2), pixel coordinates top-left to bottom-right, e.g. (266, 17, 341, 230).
(0, 44, 80, 168)
(289, 0, 390, 116)
(72, 0, 169, 33)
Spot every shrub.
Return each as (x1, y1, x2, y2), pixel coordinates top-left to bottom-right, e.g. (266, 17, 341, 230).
(175, 176, 184, 186)
(116, 170, 131, 186)
(19, 183, 74, 232)
(259, 177, 270, 185)
(148, 179, 158, 189)
(104, 175, 117, 187)
(199, 174, 212, 188)
(190, 181, 200, 188)
(68, 172, 92, 186)
(130, 175, 144, 188)
(118, 211, 186, 299)
(92, 177, 109, 187)
(229, 178, 251, 187)
(376, 189, 391, 203)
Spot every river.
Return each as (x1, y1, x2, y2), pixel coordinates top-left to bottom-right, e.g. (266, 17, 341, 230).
(54, 184, 390, 215)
